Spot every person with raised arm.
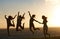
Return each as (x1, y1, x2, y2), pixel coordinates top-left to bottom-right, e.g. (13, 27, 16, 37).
(5, 15, 16, 36)
(28, 11, 41, 34)
(16, 11, 25, 31)
(41, 15, 50, 39)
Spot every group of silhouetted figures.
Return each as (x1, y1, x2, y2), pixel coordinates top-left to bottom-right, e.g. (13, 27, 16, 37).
(5, 11, 50, 39)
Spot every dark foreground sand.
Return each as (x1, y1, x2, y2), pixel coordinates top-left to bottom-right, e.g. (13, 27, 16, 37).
(0, 28, 60, 39)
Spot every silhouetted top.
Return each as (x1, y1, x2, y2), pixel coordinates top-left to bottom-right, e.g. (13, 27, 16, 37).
(5, 15, 16, 26)
(5, 16, 13, 26)
(17, 12, 25, 26)
(30, 15, 36, 25)
(42, 15, 48, 28)
(28, 11, 41, 26)
(17, 16, 24, 24)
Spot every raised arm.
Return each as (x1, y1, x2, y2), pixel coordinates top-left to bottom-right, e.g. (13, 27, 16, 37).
(5, 15, 7, 19)
(13, 15, 17, 19)
(28, 11, 31, 17)
(18, 11, 20, 16)
(22, 13, 25, 17)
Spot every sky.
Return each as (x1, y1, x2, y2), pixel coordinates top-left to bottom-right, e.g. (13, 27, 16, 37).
(0, 0, 60, 29)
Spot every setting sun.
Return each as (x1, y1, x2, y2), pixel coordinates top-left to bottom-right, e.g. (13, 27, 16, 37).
(51, 6, 60, 26)
(47, 0, 60, 27)
(51, 5, 60, 26)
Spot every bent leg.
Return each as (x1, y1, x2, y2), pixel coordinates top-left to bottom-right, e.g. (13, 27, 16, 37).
(7, 26, 10, 36)
(43, 28, 47, 39)
(10, 23, 15, 27)
(11, 20, 15, 27)
(46, 29, 50, 38)
(20, 23, 24, 30)
(35, 28, 40, 30)
(33, 25, 36, 30)
(30, 27, 34, 34)
(16, 25, 19, 31)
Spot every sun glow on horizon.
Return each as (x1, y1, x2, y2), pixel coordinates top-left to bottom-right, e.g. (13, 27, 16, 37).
(45, 0, 60, 27)
(47, 0, 60, 27)
(51, 5, 60, 26)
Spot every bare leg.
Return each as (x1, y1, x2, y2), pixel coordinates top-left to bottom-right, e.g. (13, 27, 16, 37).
(7, 26, 10, 36)
(43, 29, 46, 39)
(16, 24, 20, 31)
(47, 33, 50, 38)
(46, 28, 50, 38)
(20, 23, 24, 30)
(44, 34, 46, 39)
(33, 26, 40, 30)
(33, 26, 36, 30)
(30, 27, 34, 34)
(46, 30, 50, 38)
(12, 20, 15, 27)
(22, 23, 24, 29)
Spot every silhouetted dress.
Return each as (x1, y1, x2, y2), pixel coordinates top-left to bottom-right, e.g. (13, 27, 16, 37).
(42, 15, 50, 39)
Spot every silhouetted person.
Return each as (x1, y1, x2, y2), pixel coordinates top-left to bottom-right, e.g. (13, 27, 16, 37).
(28, 11, 40, 34)
(16, 12, 25, 31)
(42, 15, 50, 39)
(5, 15, 16, 36)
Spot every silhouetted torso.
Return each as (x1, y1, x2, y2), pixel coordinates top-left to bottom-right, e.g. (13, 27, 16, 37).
(17, 16, 23, 26)
(43, 19, 48, 30)
(16, 12, 25, 31)
(42, 15, 50, 39)
(5, 15, 16, 36)
(6, 18, 11, 26)
(6, 16, 14, 26)
(30, 17, 35, 26)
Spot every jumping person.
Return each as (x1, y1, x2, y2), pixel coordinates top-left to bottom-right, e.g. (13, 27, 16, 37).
(41, 15, 50, 39)
(28, 11, 40, 34)
(5, 15, 16, 36)
(16, 11, 25, 31)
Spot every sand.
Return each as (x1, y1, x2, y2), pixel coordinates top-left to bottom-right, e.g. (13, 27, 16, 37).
(0, 27, 60, 39)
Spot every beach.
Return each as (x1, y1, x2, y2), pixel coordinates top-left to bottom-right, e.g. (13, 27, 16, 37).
(0, 27, 60, 39)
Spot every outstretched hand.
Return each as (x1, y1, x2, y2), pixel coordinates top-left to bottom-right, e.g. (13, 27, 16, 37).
(28, 11, 30, 13)
(5, 15, 7, 16)
(13, 15, 17, 19)
(18, 11, 20, 16)
(18, 11, 20, 14)
(5, 15, 7, 19)
(28, 11, 31, 17)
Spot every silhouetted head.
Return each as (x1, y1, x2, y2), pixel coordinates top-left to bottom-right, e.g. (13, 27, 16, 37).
(42, 15, 47, 21)
(32, 15, 35, 18)
(8, 16, 13, 20)
(19, 15, 21, 18)
(18, 11, 19, 14)
(28, 11, 30, 13)
(42, 15, 45, 19)
(19, 15, 25, 19)
(18, 11, 20, 13)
